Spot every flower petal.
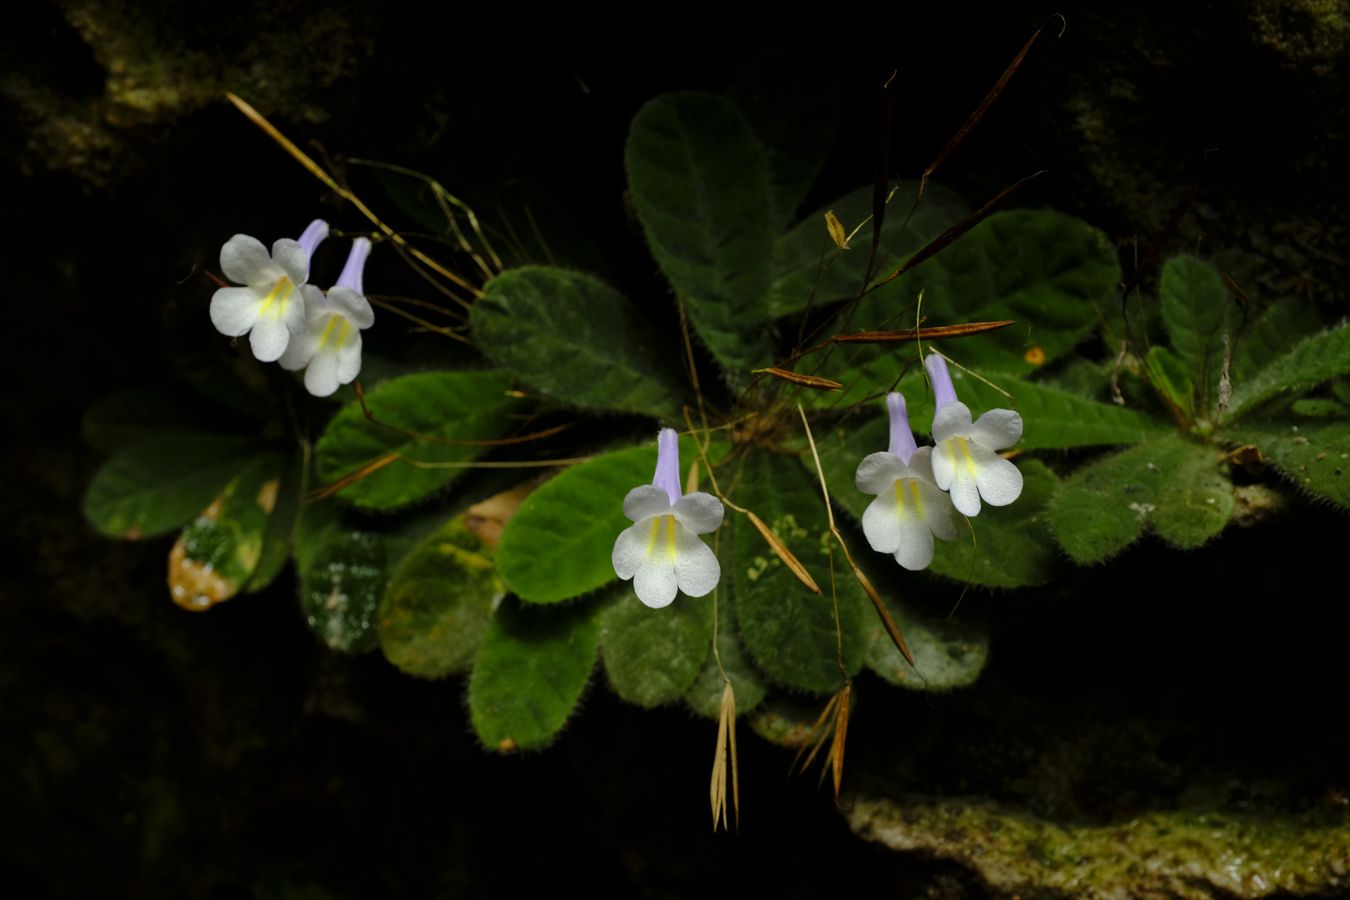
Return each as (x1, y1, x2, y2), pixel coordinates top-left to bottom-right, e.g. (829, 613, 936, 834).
(249, 315, 291, 362)
(918, 478, 962, 541)
(634, 557, 678, 609)
(612, 520, 648, 579)
(892, 513, 936, 571)
(304, 349, 342, 397)
(328, 286, 375, 329)
(972, 444, 1023, 507)
(278, 328, 318, 371)
(930, 440, 955, 493)
(855, 451, 906, 495)
(210, 286, 260, 336)
(272, 238, 309, 286)
(906, 446, 938, 484)
(672, 491, 724, 534)
(971, 408, 1023, 451)
(623, 485, 671, 523)
(931, 401, 974, 444)
(673, 525, 720, 597)
(334, 332, 363, 386)
(861, 488, 902, 554)
(220, 235, 275, 286)
(941, 439, 983, 517)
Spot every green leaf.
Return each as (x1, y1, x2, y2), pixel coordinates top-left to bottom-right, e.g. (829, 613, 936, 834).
(600, 582, 712, 707)
(1232, 300, 1321, 382)
(625, 92, 774, 377)
(728, 45, 840, 230)
(468, 596, 601, 751)
(496, 437, 706, 603)
(1150, 442, 1234, 548)
(730, 452, 865, 693)
(870, 209, 1120, 374)
(684, 582, 768, 718)
(245, 453, 302, 593)
(766, 181, 967, 319)
(1143, 345, 1196, 421)
(474, 266, 686, 418)
(929, 460, 1062, 588)
(795, 208, 1121, 407)
(1229, 419, 1350, 509)
(295, 506, 393, 653)
(1228, 324, 1350, 418)
(314, 370, 525, 510)
(1291, 398, 1347, 417)
(863, 592, 988, 691)
(378, 515, 503, 678)
(168, 452, 286, 610)
(1047, 435, 1232, 563)
(1159, 255, 1240, 413)
(83, 435, 265, 539)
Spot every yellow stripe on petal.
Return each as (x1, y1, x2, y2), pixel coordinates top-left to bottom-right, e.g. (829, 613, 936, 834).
(954, 437, 978, 478)
(665, 515, 677, 561)
(258, 277, 295, 318)
(645, 516, 662, 559)
(908, 479, 925, 518)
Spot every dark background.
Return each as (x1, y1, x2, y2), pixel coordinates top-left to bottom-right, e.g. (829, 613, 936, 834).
(3, 1, 1348, 896)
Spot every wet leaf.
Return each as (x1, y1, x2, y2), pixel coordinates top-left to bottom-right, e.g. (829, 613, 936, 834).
(168, 452, 286, 611)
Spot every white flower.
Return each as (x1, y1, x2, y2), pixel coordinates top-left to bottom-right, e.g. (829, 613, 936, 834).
(279, 237, 376, 397)
(925, 354, 1023, 517)
(856, 392, 960, 571)
(209, 219, 329, 362)
(611, 428, 724, 608)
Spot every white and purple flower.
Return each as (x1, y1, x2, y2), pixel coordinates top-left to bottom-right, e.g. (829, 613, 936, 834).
(612, 429, 724, 608)
(925, 354, 1023, 517)
(209, 219, 329, 362)
(856, 392, 961, 571)
(279, 237, 376, 397)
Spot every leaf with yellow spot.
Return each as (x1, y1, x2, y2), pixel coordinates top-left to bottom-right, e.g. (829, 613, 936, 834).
(379, 514, 504, 678)
(168, 452, 286, 612)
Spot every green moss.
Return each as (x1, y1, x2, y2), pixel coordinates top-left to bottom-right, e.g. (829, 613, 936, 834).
(849, 794, 1350, 898)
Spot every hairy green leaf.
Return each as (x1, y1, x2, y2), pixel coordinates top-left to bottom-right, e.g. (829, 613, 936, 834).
(863, 591, 988, 691)
(600, 581, 712, 707)
(1048, 435, 1232, 563)
(379, 515, 503, 678)
(1228, 323, 1350, 418)
(1232, 301, 1321, 383)
(1230, 419, 1350, 509)
(1159, 255, 1239, 414)
(625, 92, 774, 377)
(766, 181, 967, 319)
(497, 437, 706, 603)
(315, 370, 524, 510)
(684, 581, 768, 718)
(83, 435, 264, 539)
(468, 596, 601, 751)
(731, 453, 865, 694)
(474, 266, 685, 418)
(1151, 442, 1234, 548)
(1143, 345, 1196, 421)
